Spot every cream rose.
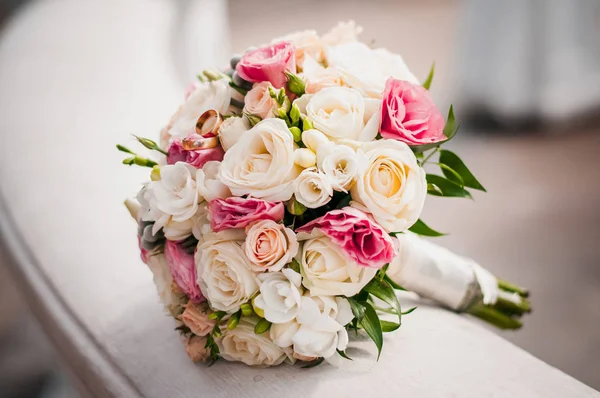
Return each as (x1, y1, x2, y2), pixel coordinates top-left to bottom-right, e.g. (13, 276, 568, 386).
(351, 139, 426, 233)
(160, 79, 232, 148)
(294, 168, 333, 209)
(292, 295, 354, 359)
(298, 235, 377, 296)
(195, 229, 259, 313)
(272, 30, 324, 68)
(146, 253, 184, 316)
(151, 162, 201, 224)
(196, 161, 231, 202)
(243, 82, 278, 119)
(326, 42, 418, 98)
(243, 220, 299, 272)
(191, 203, 211, 240)
(270, 320, 300, 348)
(302, 55, 346, 94)
(218, 115, 250, 152)
(316, 143, 359, 192)
(253, 269, 303, 324)
(218, 317, 294, 366)
(219, 118, 301, 201)
(299, 87, 380, 141)
(180, 303, 215, 337)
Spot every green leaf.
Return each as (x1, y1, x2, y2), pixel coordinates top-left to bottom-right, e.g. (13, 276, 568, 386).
(116, 144, 134, 154)
(426, 174, 472, 199)
(363, 279, 402, 323)
(439, 150, 486, 192)
(359, 302, 384, 360)
(347, 298, 366, 322)
(427, 183, 443, 195)
(408, 219, 446, 237)
(301, 357, 325, 369)
(383, 274, 406, 291)
(422, 62, 435, 90)
(438, 163, 464, 186)
(254, 318, 272, 334)
(337, 350, 353, 360)
(402, 307, 417, 315)
(380, 320, 401, 333)
(443, 105, 458, 139)
(335, 194, 352, 209)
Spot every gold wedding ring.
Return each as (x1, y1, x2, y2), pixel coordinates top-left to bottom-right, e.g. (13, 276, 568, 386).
(182, 134, 219, 150)
(195, 109, 223, 136)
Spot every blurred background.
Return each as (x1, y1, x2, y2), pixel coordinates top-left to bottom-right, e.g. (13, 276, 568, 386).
(0, 0, 599, 396)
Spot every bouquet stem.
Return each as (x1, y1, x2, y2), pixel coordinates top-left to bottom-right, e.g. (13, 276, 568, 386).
(465, 279, 531, 329)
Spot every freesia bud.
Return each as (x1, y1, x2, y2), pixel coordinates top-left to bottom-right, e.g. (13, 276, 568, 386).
(294, 148, 317, 168)
(150, 165, 161, 181)
(124, 198, 141, 221)
(302, 117, 314, 131)
(285, 71, 306, 96)
(251, 297, 265, 318)
(286, 196, 307, 216)
(290, 103, 301, 125)
(302, 129, 329, 152)
(289, 126, 302, 142)
(243, 112, 262, 127)
(240, 303, 254, 317)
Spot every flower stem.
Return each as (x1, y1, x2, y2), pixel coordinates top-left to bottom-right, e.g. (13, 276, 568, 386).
(467, 303, 522, 329)
(420, 146, 439, 167)
(498, 279, 529, 297)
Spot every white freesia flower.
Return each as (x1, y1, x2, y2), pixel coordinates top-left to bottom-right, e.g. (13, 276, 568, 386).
(196, 161, 230, 202)
(253, 269, 303, 324)
(270, 320, 300, 348)
(300, 87, 380, 141)
(219, 119, 301, 201)
(218, 115, 250, 152)
(146, 253, 183, 316)
(243, 82, 278, 119)
(351, 139, 426, 233)
(292, 295, 354, 359)
(162, 217, 194, 241)
(195, 229, 259, 313)
(326, 42, 418, 98)
(191, 203, 211, 240)
(218, 317, 294, 366)
(316, 143, 359, 192)
(243, 220, 299, 272)
(294, 168, 333, 209)
(298, 235, 377, 296)
(150, 162, 201, 228)
(160, 79, 232, 147)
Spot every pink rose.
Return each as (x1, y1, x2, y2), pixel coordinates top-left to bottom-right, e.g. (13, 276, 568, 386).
(296, 207, 397, 269)
(167, 133, 225, 169)
(380, 77, 445, 145)
(236, 42, 296, 89)
(164, 240, 204, 302)
(208, 197, 285, 232)
(180, 303, 215, 337)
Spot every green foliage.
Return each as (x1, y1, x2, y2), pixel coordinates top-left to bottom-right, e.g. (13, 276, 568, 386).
(380, 320, 400, 333)
(426, 174, 472, 199)
(438, 150, 486, 191)
(363, 278, 402, 324)
(337, 350, 353, 360)
(254, 318, 272, 334)
(301, 357, 325, 368)
(422, 62, 435, 90)
(408, 219, 446, 237)
(402, 307, 417, 315)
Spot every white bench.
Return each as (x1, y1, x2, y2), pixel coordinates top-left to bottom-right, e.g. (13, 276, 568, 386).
(0, 1, 598, 396)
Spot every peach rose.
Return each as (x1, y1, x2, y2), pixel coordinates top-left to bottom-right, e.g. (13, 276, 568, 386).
(243, 82, 278, 119)
(243, 220, 299, 272)
(184, 335, 210, 363)
(180, 303, 215, 337)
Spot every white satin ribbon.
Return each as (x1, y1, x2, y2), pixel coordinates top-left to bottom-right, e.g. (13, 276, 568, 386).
(387, 233, 499, 311)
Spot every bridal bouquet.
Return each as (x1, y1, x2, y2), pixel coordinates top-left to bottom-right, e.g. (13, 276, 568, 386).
(119, 22, 530, 367)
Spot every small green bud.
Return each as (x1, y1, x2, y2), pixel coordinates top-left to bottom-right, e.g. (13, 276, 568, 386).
(288, 258, 301, 273)
(286, 197, 307, 216)
(281, 95, 291, 113)
(150, 165, 161, 181)
(275, 107, 288, 120)
(134, 135, 158, 151)
(212, 326, 223, 338)
(285, 71, 306, 96)
(302, 117, 314, 131)
(116, 144, 135, 154)
(203, 69, 223, 82)
(240, 303, 254, 317)
(289, 126, 302, 142)
(122, 157, 135, 165)
(133, 156, 157, 167)
(251, 297, 265, 318)
(268, 86, 278, 100)
(208, 311, 226, 320)
(254, 318, 272, 334)
(227, 315, 240, 330)
(244, 112, 262, 127)
(290, 104, 301, 126)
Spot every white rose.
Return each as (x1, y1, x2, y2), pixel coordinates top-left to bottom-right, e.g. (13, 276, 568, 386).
(150, 162, 201, 224)
(218, 115, 250, 151)
(160, 79, 232, 147)
(243, 82, 278, 119)
(191, 203, 211, 240)
(196, 161, 230, 202)
(195, 229, 259, 313)
(243, 220, 299, 272)
(270, 320, 300, 348)
(294, 168, 333, 209)
(219, 118, 301, 201)
(316, 143, 359, 192)
(292, 295, 354, 359)
(253, 269, 303, 324)
(351, 139, 426, 233)
(326, 42, 418, 98)
(301, 87, 380, 141)
(298, 235, 377, 296)
(320, 20, 363, 46)
(162, 217, 194, 241)
(146, 253, 183, 316)
(302, 55, 346, 94)
(218, 317, 294, 366)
